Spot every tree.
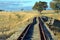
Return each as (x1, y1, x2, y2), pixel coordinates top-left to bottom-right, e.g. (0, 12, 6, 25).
(50, 0, 60, 13)
(33, 1, 48, 13)
(0, 10, 4, 11)
(50, 2, 56, 10)
(21, 9, 24, 11)
(53, 0, 60, 2)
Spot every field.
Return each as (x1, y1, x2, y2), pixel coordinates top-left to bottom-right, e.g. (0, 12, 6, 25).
(0, 11, 40, 40)
(0, 10, 60, 40)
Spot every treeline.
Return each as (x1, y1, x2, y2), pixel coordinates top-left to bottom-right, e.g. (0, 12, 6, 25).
(0, 10, 4, 11)
(32, 1, 48, 13)
(32, 0, 60, 13)
(50, 0, 60, 13)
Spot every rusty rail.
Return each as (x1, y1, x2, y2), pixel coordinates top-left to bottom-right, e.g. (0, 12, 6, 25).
(17, 17, 36, 40)
(38, 17, 47, 40)
(17, 17, 53, 40)
(17, 23, 32, 40)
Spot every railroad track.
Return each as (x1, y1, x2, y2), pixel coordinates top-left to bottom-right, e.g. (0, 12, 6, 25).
(17, 17, 37, 40)
(38, 17, 47, 40)
(17, 17, 54, 40)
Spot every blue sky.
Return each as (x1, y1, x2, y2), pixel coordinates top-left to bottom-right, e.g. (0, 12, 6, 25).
(0, 0, 52, 6)
(0, 0, 52, 11)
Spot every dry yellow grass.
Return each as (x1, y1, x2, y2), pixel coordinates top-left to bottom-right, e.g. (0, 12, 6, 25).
(0, 11, 40, 39)
(55, 32, 60, 40)
(40, 10, 60, 20)
(0, 10, 60, 40)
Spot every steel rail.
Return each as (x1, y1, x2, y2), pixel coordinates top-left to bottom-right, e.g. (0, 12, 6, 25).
(38, 17, 47, 40)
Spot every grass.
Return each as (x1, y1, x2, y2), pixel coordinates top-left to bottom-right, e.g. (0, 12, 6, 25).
(0, 11, 39, 39)
(0, 10, 60, 40)
(49, 26, 60, 40)
(40, 10, 60, 20)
